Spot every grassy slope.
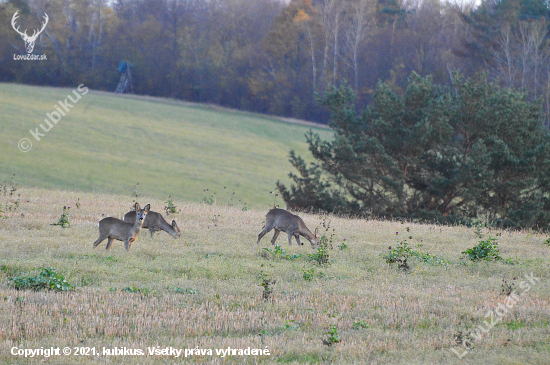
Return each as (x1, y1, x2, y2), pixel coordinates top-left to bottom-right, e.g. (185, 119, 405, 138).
(0, 188, 549, 364)
(0, 83, 330, 206)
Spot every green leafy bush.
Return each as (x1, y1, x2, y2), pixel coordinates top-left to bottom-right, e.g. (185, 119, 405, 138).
(302, 267, 325, 281)
(462, 236, 502, 261)
(170, 286, 198, 294)
(307, 241, 330, 266)
(9, 267, 72, 291)
(306, 218, 334, 266)
(383, 229, 448, 270)
(322, 325, 341, 346)
(51, 206, 70, 228)
(164, 195, 178, 215)
(261, 246, 301, 261)
(258, 270, 275, 300)
(122, 286, 151, 295)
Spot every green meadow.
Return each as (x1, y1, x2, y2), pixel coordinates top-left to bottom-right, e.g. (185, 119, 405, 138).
(0, 83, 330, 206)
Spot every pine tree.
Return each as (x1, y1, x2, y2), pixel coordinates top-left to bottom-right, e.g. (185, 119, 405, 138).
(278, 72, 550, 228)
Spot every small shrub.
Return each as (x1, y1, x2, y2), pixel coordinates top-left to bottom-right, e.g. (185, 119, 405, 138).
(170, 286, 198, 294)
(454, 330, 474, 349)
(544, 238, 550, 246)
(303, 267, 315, 281)
(302, 267, 325, 281)
(505, 320, 524, 330)
(1, 174, 18, 196)
(462, 236, 502, 261)
(322, 325, 341, 346)
(383, 229, 448, 270)
(258, 270, 276, 300)
(283, 320, 301, 331)
(352, 320, 369, 329)
(306, 217, 340, 266)
(504, 258, 518, 265)
(473, 224, 483, 239)
(9, 267, 72, 291)
(261, 246, 301, 261)
(383, 241, 412, 271)
(51, 206, 70, 228)
(202, 189, 215, 205)
(501, 278, 515, 296)
(307, 241, 331, 266)
(122, 286, 151, 295)
(337, 238, 348, 250)
(269, 191, 280, 207)
(164, 195, 178, 215)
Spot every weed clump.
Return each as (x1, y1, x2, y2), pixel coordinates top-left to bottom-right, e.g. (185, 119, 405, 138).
(302, 267, 325, 281)
(164, 195, 178, 215)
(260, 246, 301, 261)
(258, 270, 276, 301)
(383, 228, 448, 270)
(500, 278, 516, 296)
(307, 217, 335, 266)
(462, 236, 502, 261)
(322, 325, 341, 346)
(51, 206, 71, 228)
(9, 267, 72, 291)
(122, 286, 151, 295)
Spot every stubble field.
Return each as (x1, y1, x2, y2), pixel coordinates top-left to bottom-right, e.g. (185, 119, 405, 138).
(0, 187, 548, 364)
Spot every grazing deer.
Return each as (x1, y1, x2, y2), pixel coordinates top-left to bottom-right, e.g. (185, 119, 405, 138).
(93, 203, 150, 252)
(257, 208, 320, 247)
(122, 210, 181, 239)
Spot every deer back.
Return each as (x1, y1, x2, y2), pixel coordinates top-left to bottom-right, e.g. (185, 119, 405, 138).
(98, 217, 140, 241)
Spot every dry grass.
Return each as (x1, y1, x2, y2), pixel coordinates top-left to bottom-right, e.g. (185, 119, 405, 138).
(0, 187, 549, 364)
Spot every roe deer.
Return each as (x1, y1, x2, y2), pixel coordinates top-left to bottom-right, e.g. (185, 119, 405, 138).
(93, 203, 150, 252)
(123, 210, 181, 239)
(257, 208, 319, 247)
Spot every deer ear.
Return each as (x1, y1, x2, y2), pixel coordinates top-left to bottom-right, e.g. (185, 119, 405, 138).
(144, 204, 150, 212)
(134, 202, 140, 211)
(172, 220, 177, 227)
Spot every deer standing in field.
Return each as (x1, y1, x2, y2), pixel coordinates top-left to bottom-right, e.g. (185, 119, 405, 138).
(93, 203, 150, 252)
(257, 208, 320, 247)
(123, 210, 181, 239)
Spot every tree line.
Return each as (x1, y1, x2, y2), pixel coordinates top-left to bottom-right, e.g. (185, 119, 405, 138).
(2, 0, 550, 123)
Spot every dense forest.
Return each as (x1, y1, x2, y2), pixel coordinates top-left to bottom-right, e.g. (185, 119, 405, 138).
(2, 0, 550, 123)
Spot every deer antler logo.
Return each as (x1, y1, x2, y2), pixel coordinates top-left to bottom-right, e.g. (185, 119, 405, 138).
(11, 11, 49, 54)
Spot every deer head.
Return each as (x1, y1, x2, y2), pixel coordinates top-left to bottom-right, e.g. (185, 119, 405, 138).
(11, 11, 49, 54)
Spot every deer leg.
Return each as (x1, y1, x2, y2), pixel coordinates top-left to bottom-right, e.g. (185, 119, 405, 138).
(287, 232, 294, 246)
(124, 238, 131, 252)
(257, 227, 272, 244)
(271, 229, 281, 245)
(295, 235, 302, 246)
(105, 237, 115, 250)
(93, 235, 107, 248)
(149, 229, 154, 240)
